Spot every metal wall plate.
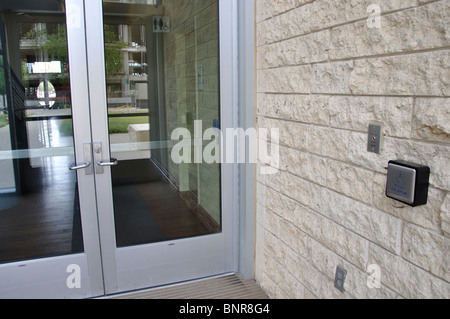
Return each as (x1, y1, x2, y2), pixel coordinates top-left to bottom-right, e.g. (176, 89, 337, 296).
(83, 142, 93, 175)
(368, 124, 381, 154)
(93, 141, 104, 175)
(334, 265, 347, 293)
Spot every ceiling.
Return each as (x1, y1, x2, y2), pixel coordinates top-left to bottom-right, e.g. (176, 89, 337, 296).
(0, 0, 64, 12)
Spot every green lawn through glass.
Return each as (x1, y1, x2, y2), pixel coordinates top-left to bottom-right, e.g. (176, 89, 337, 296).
(58, 115, 148, 135)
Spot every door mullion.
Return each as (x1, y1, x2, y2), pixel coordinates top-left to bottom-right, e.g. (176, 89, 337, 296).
(66, 0, 105, 296)
(83, 0, 119, 295)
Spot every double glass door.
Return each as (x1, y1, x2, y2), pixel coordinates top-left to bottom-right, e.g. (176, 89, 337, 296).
(0, 0, 235, 298)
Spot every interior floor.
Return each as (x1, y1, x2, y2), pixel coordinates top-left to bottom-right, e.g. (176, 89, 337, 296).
(0, 156, 211, 264)
(111, 159, 212, 247)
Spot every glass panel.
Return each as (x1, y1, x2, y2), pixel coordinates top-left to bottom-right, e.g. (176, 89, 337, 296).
(0, 2, 83, 264)
(103, 0, 221, 248)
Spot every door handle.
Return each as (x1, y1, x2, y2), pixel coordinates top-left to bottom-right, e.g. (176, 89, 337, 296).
(93, 141, 117, 174)
(69, 142, 93, 175)
(69, 162, 91, 171)
(97, 158, 119, 167)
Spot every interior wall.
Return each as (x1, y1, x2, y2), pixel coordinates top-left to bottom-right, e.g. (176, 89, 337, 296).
(162, 0, 221, 225)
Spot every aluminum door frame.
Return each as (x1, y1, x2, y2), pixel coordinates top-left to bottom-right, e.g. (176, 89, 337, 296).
(84, 0, 240, 295)
(0, 0, 105, 299)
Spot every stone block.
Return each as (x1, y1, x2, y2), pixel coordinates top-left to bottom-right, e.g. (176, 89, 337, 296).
(262, 94, 330, 126)
(295, 203, 369, 269)
(369, 244, 450, 298)
(285, 248, 349, 299)
(311, 61, 354, 94)
(263, 117, 308, 151)
(306, 237, 399, 298)
(307, 126, 349, 162)
(277, 170, 311, 208)
(326, 159, 374, 204)
(280, 146, 327, 186)
(261, 66, 311, 93)
(329, 96, 413, 138)
(262, 30, 330, 68)
(260, 0, 417, 45)
(402, 223, 450, 282)
(413, 98, 450, 143)
(349, 51, 450, 96)
(310, 184, 401, 254)
(330, 2, 450, 60)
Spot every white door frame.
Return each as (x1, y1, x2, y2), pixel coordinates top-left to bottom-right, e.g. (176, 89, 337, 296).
(236, 0, 256, 281)
(84, 0, 241, 295)
(0, 0, 105, 299)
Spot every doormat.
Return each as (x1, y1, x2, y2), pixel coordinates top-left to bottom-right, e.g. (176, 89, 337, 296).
(72, 188, 84, 253)
(113, 180, 166, 247)
(71, 179, 166, 251)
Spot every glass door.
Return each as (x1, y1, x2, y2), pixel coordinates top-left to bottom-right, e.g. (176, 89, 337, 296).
(0, 0, 104, 298)
(0, 0, 237, 298)
(86, 0, 236, 294)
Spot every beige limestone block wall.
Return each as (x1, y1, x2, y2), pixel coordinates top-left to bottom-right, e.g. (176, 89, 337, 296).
(255, 0, 449, 298)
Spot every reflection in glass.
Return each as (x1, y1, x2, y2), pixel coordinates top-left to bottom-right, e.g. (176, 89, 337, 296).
(37, 81, 56, 108)
(0, 4, 83, 264)
(103, 0, 221, 248)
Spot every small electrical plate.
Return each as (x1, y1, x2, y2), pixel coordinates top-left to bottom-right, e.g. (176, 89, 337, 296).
(368, 124, 382, 154)
(334, 265, 347, 293)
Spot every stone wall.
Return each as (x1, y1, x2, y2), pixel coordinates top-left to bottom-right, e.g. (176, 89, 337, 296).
(255, 0, 449, 298)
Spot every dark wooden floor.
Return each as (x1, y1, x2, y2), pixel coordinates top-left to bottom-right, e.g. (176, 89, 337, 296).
(0, 158, 212, 264)
(0, 156, 78, 263)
